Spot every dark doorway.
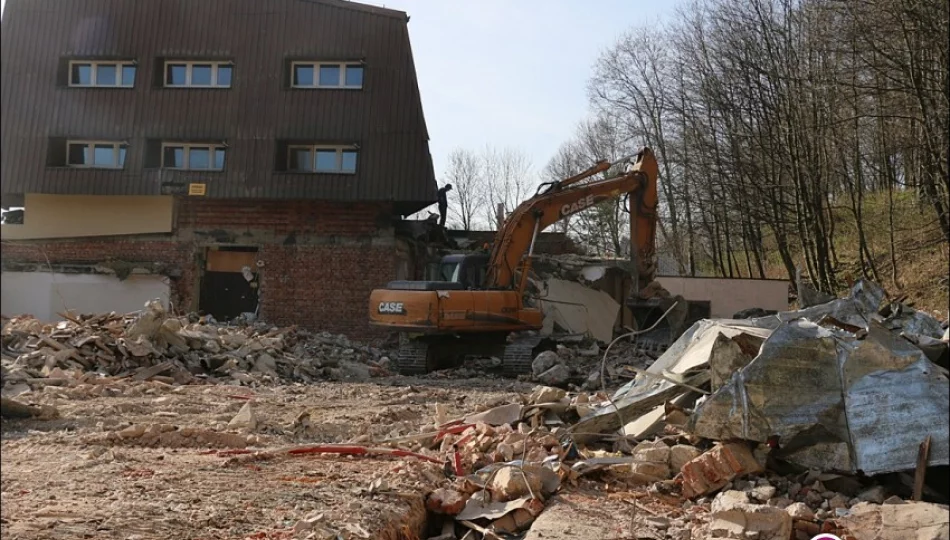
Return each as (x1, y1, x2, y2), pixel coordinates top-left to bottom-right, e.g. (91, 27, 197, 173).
(198, 246, 259, 321)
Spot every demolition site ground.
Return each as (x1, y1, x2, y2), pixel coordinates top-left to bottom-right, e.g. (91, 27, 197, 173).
(2, 279, 949, 540)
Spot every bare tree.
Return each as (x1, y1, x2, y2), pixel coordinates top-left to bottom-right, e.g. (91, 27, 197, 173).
(545, 0, 947, 291)
(481, 146, 535, 227)
(443, 148, 487, 230)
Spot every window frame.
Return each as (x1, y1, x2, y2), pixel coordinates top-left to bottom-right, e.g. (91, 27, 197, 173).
(286, 144, 358, 174)
(68, 60, 137, 88)
(66, 140, 129, 169)
(290, 61, 364, 89)
(163, 60, 233, 88)
(161, 142, 227, 171)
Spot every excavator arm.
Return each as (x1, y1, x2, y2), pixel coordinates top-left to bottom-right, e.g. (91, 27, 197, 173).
(484, 147, 659, 293)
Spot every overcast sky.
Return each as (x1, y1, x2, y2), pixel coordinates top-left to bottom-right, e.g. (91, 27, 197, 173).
(0, 0, 679, 181)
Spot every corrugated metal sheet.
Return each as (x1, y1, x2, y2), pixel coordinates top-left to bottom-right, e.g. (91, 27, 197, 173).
(581, 279, 950, 475)
(0, 0, 437, 213)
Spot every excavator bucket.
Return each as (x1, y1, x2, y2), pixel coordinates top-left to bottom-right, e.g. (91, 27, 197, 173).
(626, 286, 690, 356)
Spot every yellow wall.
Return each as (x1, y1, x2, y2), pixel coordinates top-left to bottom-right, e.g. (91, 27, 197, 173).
(0, 194, 173, 240)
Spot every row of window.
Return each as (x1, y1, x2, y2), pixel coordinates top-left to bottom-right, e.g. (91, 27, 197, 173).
(68, 59, 364, 89)
(64, 140, 358, 174)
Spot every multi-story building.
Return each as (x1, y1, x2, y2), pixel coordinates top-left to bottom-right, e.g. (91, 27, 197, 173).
(0, 0, 437, 337)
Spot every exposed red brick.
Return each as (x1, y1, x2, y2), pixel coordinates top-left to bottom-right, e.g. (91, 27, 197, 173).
(2, 199, 401, 340)
(677, 442, 764, 499)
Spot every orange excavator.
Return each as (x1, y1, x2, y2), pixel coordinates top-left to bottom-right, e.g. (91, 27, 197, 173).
(369, 147, 665, 375)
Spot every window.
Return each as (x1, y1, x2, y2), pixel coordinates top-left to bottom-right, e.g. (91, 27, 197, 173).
(291, 62, 363, 89)
(164, 61, 232, 87)
(286, 145, 358, 173)
(162, 143, 226, 170)
(69, 61, 136, 87)
(66, 141, 128, 168)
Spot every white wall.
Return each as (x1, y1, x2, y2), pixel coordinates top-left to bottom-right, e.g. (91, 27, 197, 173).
(1, 272, 169, 321)
(656, 276, 789, 318)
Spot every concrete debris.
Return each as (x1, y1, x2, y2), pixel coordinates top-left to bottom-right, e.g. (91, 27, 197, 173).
(536, 363, 570, 387)
(706, 490, 792, 540)
(537, 278, 619, 343)
(91, 422, 256, 449)
(669, 444, 702, 471)
(630, 440, 671, 481)
(228, 402, 257, 432)
(856, 485, 888, 504)
(785, 502, 815, 520)
(1, 300, 391, 391)
(3, 278, 947, 539)
(527, 385, 566, 405)
(836, 501, 950, 540)
(488, 467, 543, 502)
(531, 351, 560, 377)
(463, 403, 523, 427)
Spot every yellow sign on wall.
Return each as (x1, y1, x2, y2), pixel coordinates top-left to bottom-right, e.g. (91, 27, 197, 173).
(188, 183, 207, 196)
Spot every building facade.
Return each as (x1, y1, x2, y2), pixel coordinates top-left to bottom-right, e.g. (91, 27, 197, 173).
(0, 0, 438, 337)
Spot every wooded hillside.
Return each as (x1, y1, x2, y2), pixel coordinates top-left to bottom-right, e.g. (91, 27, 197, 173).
(441, 0, 948, 312)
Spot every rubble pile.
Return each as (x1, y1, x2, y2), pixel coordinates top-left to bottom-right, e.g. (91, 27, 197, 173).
(3, 279, 949, 539)
(404, 386, 591, 536)
(0, 300, 390, 394)
(89, 422, 264, 449)
(530, 336, 657, 389)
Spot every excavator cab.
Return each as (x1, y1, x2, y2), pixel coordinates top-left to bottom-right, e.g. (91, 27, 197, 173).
(370, 147, 665, 375)
(435, 253, 489, 290)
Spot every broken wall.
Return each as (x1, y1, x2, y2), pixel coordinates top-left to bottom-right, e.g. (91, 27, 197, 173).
(0, 271, 170, 320)
(655, 276, 789, 318)
(2, 199, 401, 339)
(0, 194, 173, 240)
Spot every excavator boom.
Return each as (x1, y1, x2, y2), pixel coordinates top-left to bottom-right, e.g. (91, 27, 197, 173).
(368, 147, 662, 376)
(484, 147, 659, 292)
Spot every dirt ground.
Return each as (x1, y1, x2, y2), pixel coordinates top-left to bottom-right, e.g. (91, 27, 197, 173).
(0, 376, 541, 540)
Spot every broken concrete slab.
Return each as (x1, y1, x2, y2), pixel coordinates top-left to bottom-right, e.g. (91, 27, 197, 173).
(488, 466, 543, 502)
(708, 332, 763, 390)
(707, 490, 792, 540)
(531, 351, 559, 377)
(522, 498, 621, 540)
(688, 319, 950, 475)
(539, 278, 620, 343)
(536, 364, 570, 386)
(228, 402, 257, 432)
(669, 444, 702, 471)
(463, 403, 523, 427)
(527, 385, 566, 405)
(837, 501, 950, 540)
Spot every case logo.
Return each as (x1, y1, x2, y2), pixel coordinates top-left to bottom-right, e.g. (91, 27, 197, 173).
(378, 301, 405, 314)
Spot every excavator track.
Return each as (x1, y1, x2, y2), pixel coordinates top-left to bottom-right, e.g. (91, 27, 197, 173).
(395, 334, 430, 375)
(502, 335, 552, 377)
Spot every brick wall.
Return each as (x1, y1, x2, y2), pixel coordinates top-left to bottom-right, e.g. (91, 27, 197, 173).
(2, 198, 400, 340)
(0, 238, 198, 310)
(260, 244, 395, 337)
